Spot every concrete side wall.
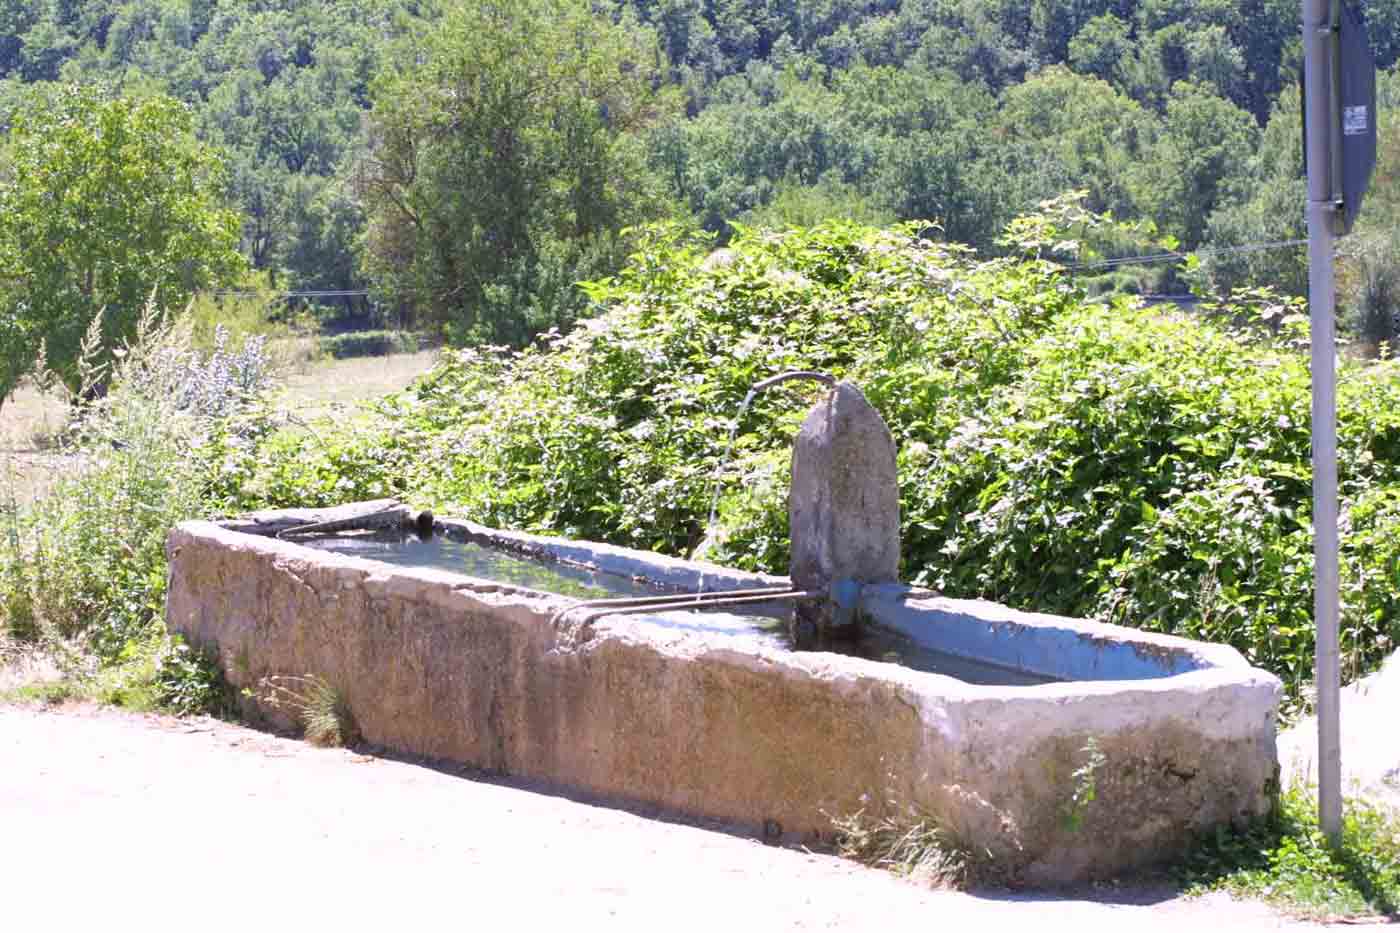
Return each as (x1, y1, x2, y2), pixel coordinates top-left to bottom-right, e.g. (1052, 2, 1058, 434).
(166, 521, 1281, 884)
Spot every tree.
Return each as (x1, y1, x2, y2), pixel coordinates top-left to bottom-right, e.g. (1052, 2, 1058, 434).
(667, 66, 851, 233)
(1029, 0, 1114, 68)
(1196, 86, 1307, 297)
(0, 84, 245, 404)
(1335, 68, 1400, 346)
(1131, 80, 1258, 249)
(838, 64, 1014, 246)
(357, 0, 676, 345)
(50, 0, 411, 293)
(0, 0, 39, 77)
(1067, 12, 1132, 86)
(1355, 0, 1400, 71)
(916, 15, 1031, 91)
(1184, 24, 1246, 103)
(995, 65, 1156, 221)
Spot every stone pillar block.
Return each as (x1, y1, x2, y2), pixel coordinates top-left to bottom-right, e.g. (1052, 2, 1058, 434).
(789, 382, 900, 641)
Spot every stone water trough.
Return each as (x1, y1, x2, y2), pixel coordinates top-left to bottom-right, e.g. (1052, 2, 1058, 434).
(165, 382, 1281, 885)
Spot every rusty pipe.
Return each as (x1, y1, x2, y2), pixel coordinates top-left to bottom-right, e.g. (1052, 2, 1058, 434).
(574, 589, 821, 627)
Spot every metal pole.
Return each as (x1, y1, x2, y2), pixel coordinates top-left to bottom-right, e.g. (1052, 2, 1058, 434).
(1302, 0, 1343, 844)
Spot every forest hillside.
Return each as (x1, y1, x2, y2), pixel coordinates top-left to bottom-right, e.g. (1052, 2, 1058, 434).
(4, 0, 1400, 351)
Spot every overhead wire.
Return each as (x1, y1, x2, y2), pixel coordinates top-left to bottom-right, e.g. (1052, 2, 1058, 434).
(1065, 237, 1310, 272)
(209, 288, 372, 299)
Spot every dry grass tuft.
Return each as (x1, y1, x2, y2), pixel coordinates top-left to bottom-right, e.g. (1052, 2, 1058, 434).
(255, 674, 360, 748)
(829, 805, 979, 888)
(1, 380, 69, 449)
(1, 347, 438, 507)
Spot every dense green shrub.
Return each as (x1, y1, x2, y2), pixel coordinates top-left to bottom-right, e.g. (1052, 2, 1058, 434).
(233, 406, 420, 508)
(238, 221, 1400, 697)
(319, 330, 420, 360)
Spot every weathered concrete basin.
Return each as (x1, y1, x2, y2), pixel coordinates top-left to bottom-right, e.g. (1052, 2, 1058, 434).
(166, 515, 1281, 885)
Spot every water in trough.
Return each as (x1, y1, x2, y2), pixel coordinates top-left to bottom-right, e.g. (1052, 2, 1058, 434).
(302, 531, 1055, 686)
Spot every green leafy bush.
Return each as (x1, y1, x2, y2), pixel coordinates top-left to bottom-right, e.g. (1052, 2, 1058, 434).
(319, 330, 420, 360)
(234, 408, 420, 508)
(1177, 788, 1400, 920)
(247, 222, 1075, 553)
(185, 285, 302, 357)
(0, 84, 246, 405)
(239, 220, 1400, 698)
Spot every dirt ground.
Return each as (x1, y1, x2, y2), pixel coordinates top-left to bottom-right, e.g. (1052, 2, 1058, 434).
(275, 347, 440, 421)
(0, 702, 1334, 932)
(0, 348, 439, 507)
(0, 381, 71, 503)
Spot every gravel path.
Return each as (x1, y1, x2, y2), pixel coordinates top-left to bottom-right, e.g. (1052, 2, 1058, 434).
(0, 703, 1330, 932)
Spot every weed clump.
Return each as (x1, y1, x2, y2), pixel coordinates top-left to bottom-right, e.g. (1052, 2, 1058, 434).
(0, 299, 275, 716)
(254, 674, 359, 748)
(830, 804, 980, 889)
(1176, 788, 1400, 920)
(320, 330, 420, 360)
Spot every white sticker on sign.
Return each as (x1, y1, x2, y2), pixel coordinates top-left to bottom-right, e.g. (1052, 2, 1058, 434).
(1345, 105, 1369, 135)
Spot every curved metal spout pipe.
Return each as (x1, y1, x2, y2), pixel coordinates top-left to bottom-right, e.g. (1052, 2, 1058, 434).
(693, 370, 838, 573)
(749, 370, 836, 393)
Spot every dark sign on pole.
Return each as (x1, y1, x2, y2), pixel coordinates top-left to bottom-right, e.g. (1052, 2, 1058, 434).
(1338, 0, 1377, 234)
(1298, 1, 1377, 236)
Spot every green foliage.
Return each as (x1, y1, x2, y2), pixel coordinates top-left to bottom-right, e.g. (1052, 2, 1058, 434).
(232, 403, 418, 508)
(1195, 87, 1307, 298)
(5, 627, 236, 717)
(319, 330, 418, 360)
(1177, 788, 1400, 920)
(663, 63, 1017, 248)
(995, 67, 1153, 223)
(1332, 70, 1400, 346)
(997, 189, 1173, 266)
(1067, 13, 1131, 85)
(149, 635, 236, 717)
(56, 0, 411, 293)
(0, 83, 245, 402)
(1062, 737, 1106, 833)
(1341, 230, 1400, 351)
(358, 0, 677, 345)
(739, 175, 894, 232)
(84, 629, 236, 716)
(1133, 80, 1258, 249)
(4, 0, 1398, 316)
(401, 221, 1068, 558)
(0, 300, 274, 677)
(185, 280, 301, 356)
